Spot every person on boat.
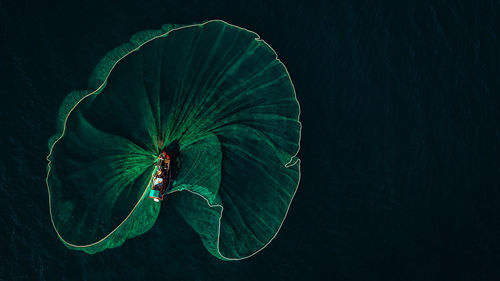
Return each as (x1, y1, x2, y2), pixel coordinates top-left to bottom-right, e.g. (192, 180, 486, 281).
(153, 169, 164, 189)
(157, 152, 170, 171)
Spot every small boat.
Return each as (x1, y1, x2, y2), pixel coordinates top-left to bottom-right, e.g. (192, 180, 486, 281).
(149, 152, 171, 202)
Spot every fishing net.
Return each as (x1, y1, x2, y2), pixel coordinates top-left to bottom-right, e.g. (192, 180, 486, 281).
(46, 20, 301, 259)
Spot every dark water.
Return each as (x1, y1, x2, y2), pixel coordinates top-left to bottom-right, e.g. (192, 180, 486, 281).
(1, 0, 500, 280)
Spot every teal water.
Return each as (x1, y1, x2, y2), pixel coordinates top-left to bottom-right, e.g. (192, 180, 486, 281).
(1, 0, 500, 280)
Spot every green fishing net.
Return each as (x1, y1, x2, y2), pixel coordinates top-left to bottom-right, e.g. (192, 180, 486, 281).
(46, 20, 301, 260)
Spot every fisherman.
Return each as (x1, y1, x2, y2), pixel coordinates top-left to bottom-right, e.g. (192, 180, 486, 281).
(157, 152, 170, 171)
(159, 152, 166, 161)
(153, 169, 164, 189)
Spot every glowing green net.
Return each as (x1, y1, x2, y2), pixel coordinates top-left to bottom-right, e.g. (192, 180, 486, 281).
(46, 20, 301, 260)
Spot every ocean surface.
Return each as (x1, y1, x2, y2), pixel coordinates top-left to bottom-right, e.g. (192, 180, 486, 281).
(1, 0, 500, 280)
